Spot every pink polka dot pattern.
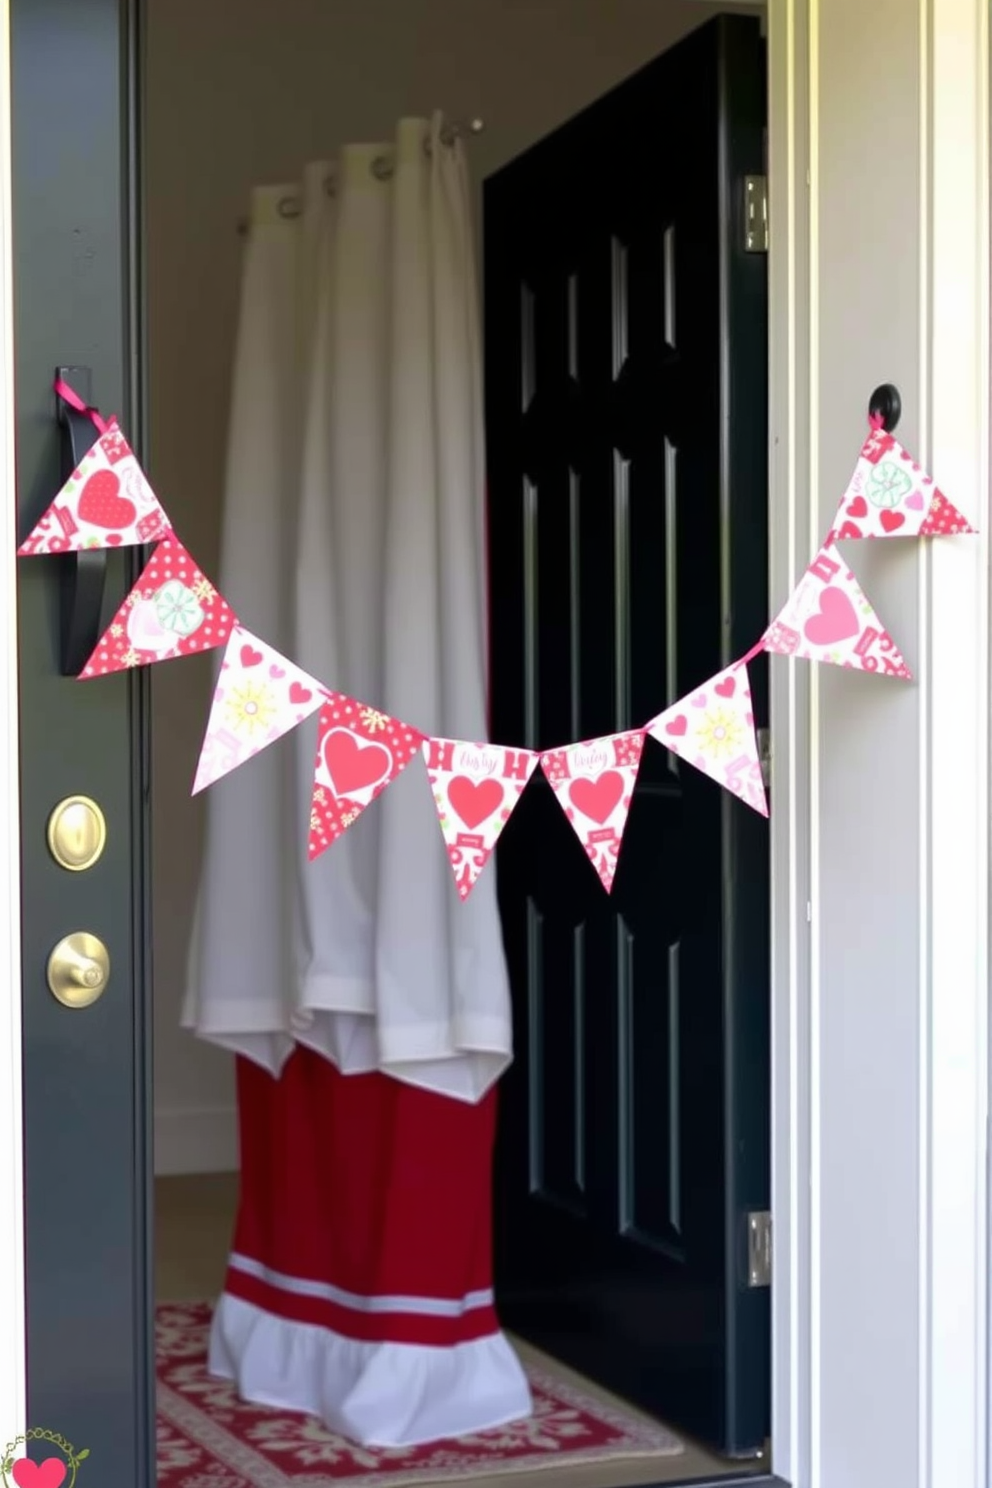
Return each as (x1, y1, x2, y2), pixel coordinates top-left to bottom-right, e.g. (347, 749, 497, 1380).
(919, 490, 976, 537)
(308, 693, 425, 862)
(79, 536, 236, 678)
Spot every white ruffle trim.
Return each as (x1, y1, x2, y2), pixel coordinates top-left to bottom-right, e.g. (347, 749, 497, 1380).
(209, 1291, 534, 1447)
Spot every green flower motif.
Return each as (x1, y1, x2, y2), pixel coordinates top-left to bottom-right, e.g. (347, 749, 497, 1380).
(868, 459, 913, 509)
(153, 580, 204, 638)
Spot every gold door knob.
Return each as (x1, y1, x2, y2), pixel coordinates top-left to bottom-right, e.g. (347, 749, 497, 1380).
(46, 932, 110, 1009)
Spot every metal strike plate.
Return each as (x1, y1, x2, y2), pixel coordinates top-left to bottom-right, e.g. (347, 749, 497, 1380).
(747, 1210, 772, 1287)
(743, 175, 768, 253)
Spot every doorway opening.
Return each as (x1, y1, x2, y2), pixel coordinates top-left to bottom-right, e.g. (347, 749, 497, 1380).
(149, 5, 770, 1485)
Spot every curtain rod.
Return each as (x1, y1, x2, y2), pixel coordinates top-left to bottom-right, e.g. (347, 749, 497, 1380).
(235, 119, 484, 236)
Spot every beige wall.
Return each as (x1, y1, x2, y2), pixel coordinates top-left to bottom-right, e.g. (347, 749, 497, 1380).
(145, 0, 762, 1171)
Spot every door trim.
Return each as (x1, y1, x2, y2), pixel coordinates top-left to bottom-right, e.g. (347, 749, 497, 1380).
(0, 3, 987, 1486)
(0, 0, 26, 1445)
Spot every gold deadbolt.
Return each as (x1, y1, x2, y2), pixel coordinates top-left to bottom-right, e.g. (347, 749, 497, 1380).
(47, 932, 110, 1009)
(46, 795, 107, 873)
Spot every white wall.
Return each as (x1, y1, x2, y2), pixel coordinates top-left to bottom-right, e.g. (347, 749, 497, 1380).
(145, 0, 759, 1173)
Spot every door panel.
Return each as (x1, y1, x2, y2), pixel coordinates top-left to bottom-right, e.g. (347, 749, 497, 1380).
(11, 0, 153, 1480)
(486, 15, 770, 1455)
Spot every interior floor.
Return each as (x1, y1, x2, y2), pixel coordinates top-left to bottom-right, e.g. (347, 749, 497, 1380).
(155, 1174, 766, 1487)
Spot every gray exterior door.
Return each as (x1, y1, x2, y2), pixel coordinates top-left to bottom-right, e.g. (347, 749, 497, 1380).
(11, 0, 154, 1482)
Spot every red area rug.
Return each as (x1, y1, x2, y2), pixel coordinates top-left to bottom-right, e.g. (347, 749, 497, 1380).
(156, 1301, 683, 1485)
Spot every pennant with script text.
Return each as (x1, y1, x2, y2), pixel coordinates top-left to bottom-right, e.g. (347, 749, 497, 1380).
(648, 661, 767, 816)
(763, 541, 912, 677)
(540, 730, 645, 892)
(422, 737, 540, 899)
(308, 694, 425, 861)
(192, 626, 325, 793)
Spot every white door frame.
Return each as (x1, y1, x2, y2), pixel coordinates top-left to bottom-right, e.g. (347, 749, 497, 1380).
(0, 3, 987, 1486)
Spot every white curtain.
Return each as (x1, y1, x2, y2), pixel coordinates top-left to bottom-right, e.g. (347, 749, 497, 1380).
(184, 117, 530, 1446)
(185, 117, 512, 1104)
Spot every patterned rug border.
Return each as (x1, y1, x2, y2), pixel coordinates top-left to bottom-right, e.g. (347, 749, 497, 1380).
(156, 1301, 684, 1487)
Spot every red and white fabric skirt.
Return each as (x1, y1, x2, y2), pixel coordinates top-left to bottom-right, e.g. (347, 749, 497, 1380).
(209, 1048, 532, 1446)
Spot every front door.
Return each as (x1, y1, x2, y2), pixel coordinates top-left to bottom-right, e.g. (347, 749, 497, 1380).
(486, 14, 771, 1457)
(10, 0, 153, 1483)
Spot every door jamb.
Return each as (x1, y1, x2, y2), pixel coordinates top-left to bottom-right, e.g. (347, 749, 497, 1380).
(0, 0, 26, 1445)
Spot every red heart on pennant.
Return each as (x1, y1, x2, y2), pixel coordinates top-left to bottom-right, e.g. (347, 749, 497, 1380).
(448, 776, 504, 829)
(665, 715, 688, 737)
(323, 728, 391, 796)
(803, 586, 859, 646)
(569, 770, 624, 825)
(846, 495, 868, 518)
(78, 469, 136, 530)
(240, 644, 263, 668)
(715, 674, 736, 698)
(836, 521, 862, 541)
(11, 1460, 67, 1488)
(880, 509, 905, 533)
(289, 681, 312, 706)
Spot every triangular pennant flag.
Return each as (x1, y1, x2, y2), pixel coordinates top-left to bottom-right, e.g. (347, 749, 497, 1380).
(192, 626, 324, 794)
(918, 490, 975, 537)
(829, 425, 974, 540)
(18, 420, 172, 555)
(79, 536, 236, 677)
(422, 737, 540, 900)
(540, 729, 645, 892)
(763, 541, 912, 678)
(308, 694, 425, 861)
(647, 662, 767, 817)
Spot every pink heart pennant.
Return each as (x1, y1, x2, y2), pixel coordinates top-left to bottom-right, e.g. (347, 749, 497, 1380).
(540, 730, 645, 892)
(17, 418, 172, 556)
(308, 694, 425, 860)
(422, 737, 539, 899)
(763, 541, 912, 678)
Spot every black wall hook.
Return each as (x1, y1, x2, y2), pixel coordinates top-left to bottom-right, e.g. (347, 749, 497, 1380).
(868, 383, 902, 433)
(56, 365, 108, 677)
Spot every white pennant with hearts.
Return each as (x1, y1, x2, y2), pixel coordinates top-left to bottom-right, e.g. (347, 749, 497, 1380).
(422, 737, 540, 899)
(647, 661, 767, 816)
(540, 730, 645, 893)
(192, 625, 325, 794)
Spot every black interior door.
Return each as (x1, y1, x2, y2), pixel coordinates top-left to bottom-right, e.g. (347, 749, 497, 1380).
(486, 14, 770, 1457)
(11, 1, 153, 1482)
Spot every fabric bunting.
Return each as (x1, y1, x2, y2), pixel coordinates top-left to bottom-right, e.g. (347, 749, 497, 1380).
(648, 662, 767, 816)
(422, 737, 540, 900)
(540, 730, 645, 892)
(80, 536, 236, 677)
(308, 694, 425, 861)
(193, 626, 325, 794)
